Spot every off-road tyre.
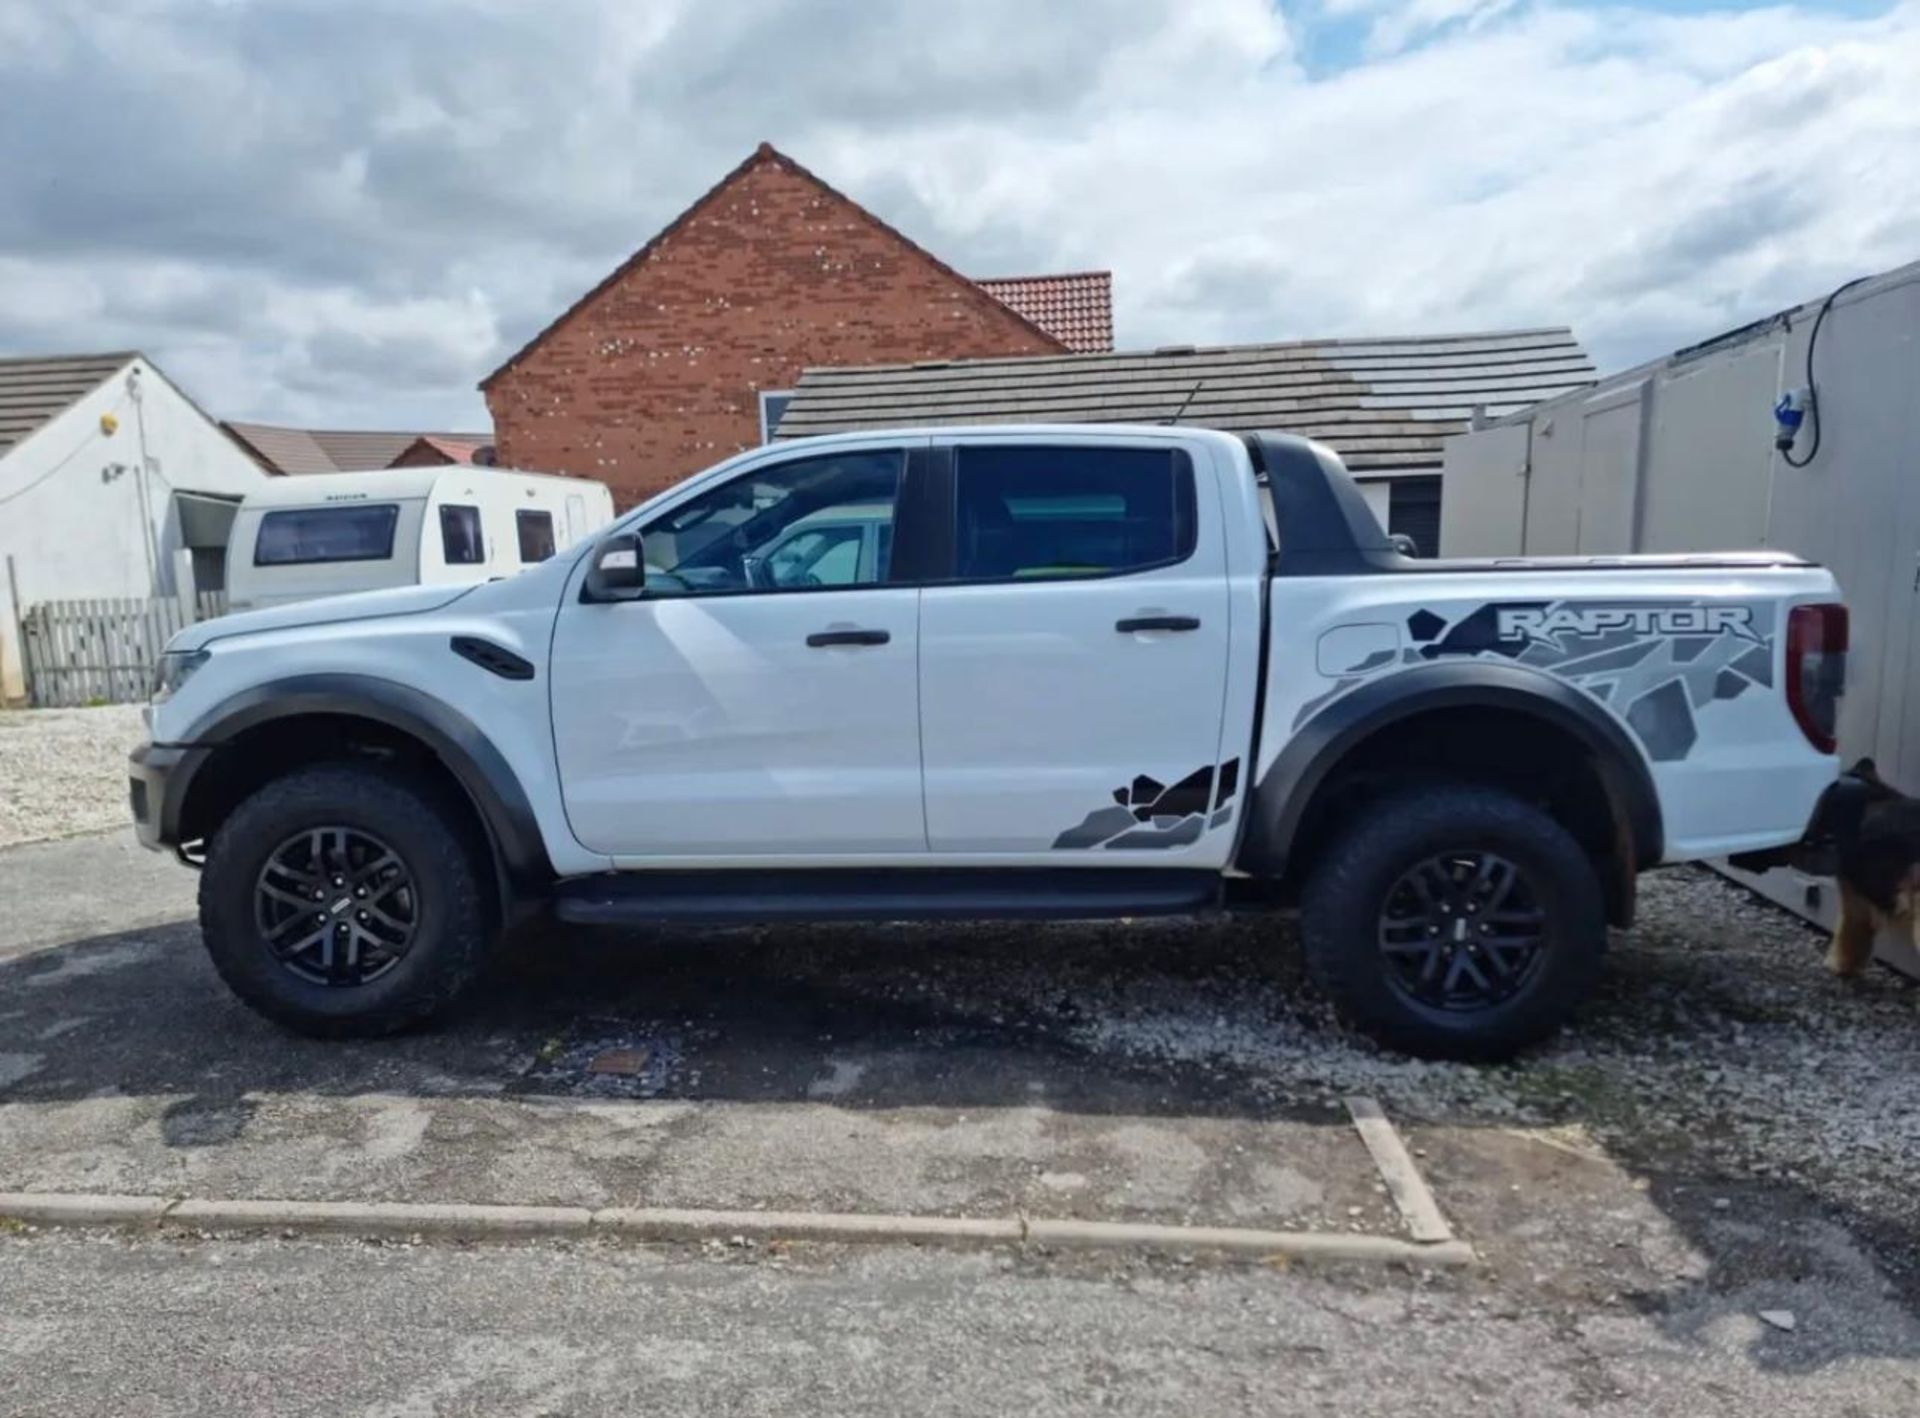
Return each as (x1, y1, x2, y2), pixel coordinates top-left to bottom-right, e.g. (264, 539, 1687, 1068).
(1299, 782, 1607, 1061)
(198, 762, 493, 1038)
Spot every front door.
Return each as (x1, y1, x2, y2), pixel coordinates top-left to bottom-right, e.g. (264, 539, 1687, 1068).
(917, 437, 1235, 859)
(550, 444, 925, 859)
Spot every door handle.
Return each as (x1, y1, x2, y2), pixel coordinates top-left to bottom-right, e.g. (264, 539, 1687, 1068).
(1116, 615, 1200, 633)
(806, 628, 890, 648)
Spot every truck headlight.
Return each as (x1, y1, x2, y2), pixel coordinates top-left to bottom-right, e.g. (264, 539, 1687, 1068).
(151, 649, 210, 704)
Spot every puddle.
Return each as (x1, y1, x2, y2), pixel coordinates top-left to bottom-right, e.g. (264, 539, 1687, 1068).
(515, 1020, 700, 1099)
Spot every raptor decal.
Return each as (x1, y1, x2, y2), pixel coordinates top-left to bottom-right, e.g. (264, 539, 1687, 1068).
(1292, 599, 1776, 762)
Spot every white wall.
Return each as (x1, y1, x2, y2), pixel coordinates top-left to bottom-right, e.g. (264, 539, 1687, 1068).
(1354, 477, 1390, 529)
(0, 357, 267, 701)
(1439, 259, 1920, 776)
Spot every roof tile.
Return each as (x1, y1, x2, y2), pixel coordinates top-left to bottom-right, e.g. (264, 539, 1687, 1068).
(779, 328, 1597, 475)
(223, 421, 492, 475)
(0, 352, 137, 457)
(976, 272, 1114, 353)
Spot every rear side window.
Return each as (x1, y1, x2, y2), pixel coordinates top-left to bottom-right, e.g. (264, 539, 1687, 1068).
(516, 509, 556, 563)
(439, 504, 484, 565)
(254, 504, 399, 566)
(952, 446, 1195, 582)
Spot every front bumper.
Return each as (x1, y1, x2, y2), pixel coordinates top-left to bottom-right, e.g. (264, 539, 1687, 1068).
(1727, 768, 1874, 876)
(127, 741, 208, 858)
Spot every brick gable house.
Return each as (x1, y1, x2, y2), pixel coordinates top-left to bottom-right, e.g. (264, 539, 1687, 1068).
(482, 143, 1099, 506)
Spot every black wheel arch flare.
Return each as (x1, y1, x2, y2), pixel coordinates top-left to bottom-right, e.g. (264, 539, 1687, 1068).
(1240, 661, 1666, 881)
(167, 674, 555, 901)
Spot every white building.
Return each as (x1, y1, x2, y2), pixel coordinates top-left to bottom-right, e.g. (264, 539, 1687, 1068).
(0, 352, 269, 702)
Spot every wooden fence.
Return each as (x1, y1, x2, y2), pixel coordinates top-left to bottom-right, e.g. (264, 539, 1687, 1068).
(19, 592, 228, 708)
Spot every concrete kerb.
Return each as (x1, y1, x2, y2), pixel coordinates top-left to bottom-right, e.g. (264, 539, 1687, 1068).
(167, 1198, 597, 1240)
(0, 1192, 173, 1228)
(0, 1192, 1475, 1267)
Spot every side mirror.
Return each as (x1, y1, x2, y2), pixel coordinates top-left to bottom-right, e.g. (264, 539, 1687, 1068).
(581, 532, 646, 603)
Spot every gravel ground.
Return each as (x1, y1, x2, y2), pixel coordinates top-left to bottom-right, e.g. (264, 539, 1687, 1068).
(817, 867, 1920, 1289)
(0, 704, 146, 848)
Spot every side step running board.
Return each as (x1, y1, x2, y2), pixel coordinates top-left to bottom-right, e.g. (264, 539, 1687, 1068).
(553, 867, 1222, 928)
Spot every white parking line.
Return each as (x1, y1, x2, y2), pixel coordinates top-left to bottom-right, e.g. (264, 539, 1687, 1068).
(1344, 1095, 1455, 1245)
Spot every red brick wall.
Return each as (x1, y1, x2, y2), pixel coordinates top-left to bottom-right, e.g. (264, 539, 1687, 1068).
(484, 152, 1062, 507)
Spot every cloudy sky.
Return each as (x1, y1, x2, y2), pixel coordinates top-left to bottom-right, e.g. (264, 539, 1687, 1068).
(3, 0, 1916, 430)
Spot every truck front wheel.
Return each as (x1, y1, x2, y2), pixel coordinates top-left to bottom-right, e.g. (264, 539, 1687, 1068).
(1299, 784, 1606, 1060)
(198, 763, 494, 1038)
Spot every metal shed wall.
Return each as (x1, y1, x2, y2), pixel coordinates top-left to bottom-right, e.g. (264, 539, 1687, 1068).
(1439, 258, 1920, 968)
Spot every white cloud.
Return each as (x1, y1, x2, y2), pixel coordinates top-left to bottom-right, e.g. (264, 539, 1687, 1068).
(1, 0, 1916, 428)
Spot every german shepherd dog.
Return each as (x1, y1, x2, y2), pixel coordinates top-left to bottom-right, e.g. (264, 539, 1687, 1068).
(1825, 760, 1920, 977)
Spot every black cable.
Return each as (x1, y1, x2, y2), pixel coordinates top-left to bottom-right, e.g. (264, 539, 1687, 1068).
(1164, 379, 1204, 424)
(1781, 275, 1870, 469)
(0, 394, 132, 507)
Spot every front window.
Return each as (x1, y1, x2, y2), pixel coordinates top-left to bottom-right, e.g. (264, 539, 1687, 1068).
(640, 449, 902, 596)
(951, 445, 1195, 581)
(254, 504, 400, 566)
(439, 504, 484, 565)
(516, 509, 556, 563)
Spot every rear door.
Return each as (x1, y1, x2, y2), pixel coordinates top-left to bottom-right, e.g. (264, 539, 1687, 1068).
(916, 435, 1236, 860)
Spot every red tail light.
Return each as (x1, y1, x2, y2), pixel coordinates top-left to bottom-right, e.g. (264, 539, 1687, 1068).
(1786, 603, 1847, 754)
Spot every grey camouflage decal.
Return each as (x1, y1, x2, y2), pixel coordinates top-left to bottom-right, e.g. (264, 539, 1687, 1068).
(1297, 599, 1775, 762)
(1053, 759, 1240, 849)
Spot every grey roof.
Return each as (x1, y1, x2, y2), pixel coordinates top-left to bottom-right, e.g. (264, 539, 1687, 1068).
(223, 421, 492, 475)
(0, 351, 137, 457)
(779, 329, 1597, 475)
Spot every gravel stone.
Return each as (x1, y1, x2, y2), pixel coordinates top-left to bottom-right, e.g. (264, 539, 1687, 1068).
(0, 705, 146, 848)
(849, 866, 1920, 1286)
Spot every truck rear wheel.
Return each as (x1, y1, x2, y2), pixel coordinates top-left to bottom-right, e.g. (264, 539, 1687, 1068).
(198, 763, 493, 1038)
(1299, 783, 1606, 1060)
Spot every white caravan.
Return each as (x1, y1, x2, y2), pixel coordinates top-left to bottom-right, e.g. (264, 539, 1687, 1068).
(224, 467, 614, 611)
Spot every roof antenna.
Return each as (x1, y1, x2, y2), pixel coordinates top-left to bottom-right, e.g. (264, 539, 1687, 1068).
(1162, 379, 1204, 425)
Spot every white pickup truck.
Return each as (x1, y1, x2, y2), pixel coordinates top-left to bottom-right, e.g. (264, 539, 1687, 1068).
(130, 427, 1850, 1058)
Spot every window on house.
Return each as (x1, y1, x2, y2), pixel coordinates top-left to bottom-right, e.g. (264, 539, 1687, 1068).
(759, 390, 794, 443)
(1387, 476, 1442, 558)
(254, 504, 400, 566)
(951, 446, 1196, 582)
(439, 505, 485, 565)
(516, 508, 557, 563)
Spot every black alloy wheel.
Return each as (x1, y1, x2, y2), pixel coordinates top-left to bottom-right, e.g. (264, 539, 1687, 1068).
(1376, 850, 1547, 1013)
(254, 825, 419, 987)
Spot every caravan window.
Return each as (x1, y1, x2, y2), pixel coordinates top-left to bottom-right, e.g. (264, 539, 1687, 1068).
(439, 505, 485, 565)
(516, 509, 556, 563)
(254, 504, 400, 566)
